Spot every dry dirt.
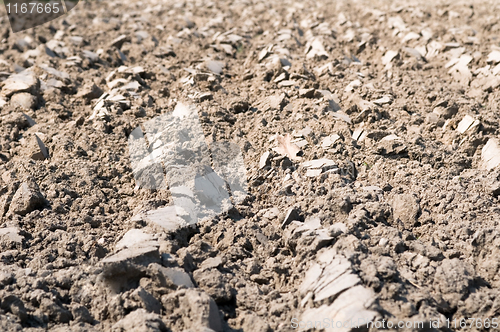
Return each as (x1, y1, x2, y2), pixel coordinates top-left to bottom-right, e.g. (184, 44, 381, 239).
(1, 0, 500, 331)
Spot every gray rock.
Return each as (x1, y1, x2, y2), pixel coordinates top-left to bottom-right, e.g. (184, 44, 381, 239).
(1, 71, 39, 98)
(111, 308, 168, 332)
(10, 92, 37, 110)
(101, 246, 160, 278)
(206, 61, 224, 75)
(69, 36, 84, 46)
(199, 256, 223, 270)
(392, 193, 420, 229)
(8, 180, 45, 216)
(82, 50, 99, 62)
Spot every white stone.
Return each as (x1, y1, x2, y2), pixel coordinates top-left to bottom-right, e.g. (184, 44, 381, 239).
(456, 115, 480, 134)
(481, 139, 500, 170)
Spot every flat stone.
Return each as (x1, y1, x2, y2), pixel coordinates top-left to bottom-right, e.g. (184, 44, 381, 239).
(110, 34, 129, 49)
(206, 61, 224, 75)
(39, 64, 70, 81)
(31, 134, 50, 160)
(158, 266, 194, 288)
(116, 229, 154, 251)
(305, 169, 322, 177)
(456, 115, 480, 134)
(302, 158, 336, 169)
(382, 50, 398, 65)
(306, 38, 329, 59)
(321, 134, 340, 149)
(1, 71, 39, 98)
(101, 246, 160, 277)
(278, 80, 296, 87)
(487, 50, 500, 64)
(76, 83, 103, 102)
(0, 227, 23, 243)
(259, 151, 270, 169)
(372, 95, 392, 105)
(198, 92, 213, 102)
(300, 285, 377, 332)
(82, 50, 99, 62)
(282, 208, 301, 228)
(481, 139, 500, 170)
(314, 271, 360, 302)
(68, 36, 84, 46)
(299, 88, 316, 98)
(200, 256, 223, 270)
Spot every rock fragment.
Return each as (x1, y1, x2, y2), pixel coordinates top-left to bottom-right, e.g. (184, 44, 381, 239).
(10, 92, 37, 110)
(481, 139, 500, 170)
(392, 194, 420, 229)
(486, 50, 500, 64)
(299, 88, 316, 98)
(321, 134, 340, 149)
(456, 115, 480, 134)
(300, 285, 377, 332)
(382, 50, 398, 65)
(110, 35, 130, 49)
(171, 289, 223, 332)
(116, 229, 155, 250)
(206, 61, 224, 75)
(305, 38, 329, 59)
(101, 245, 160, 278)
(259, 151, 271, 169)
(76, 82, 103, 102)
(31, 134, 50, 160)
(1, 70, 39, 98)
(149, 263, 194, 288)
(8, 180, 45, 216)
(282, 207, 301, 228)
(0, 227, 23, 243)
